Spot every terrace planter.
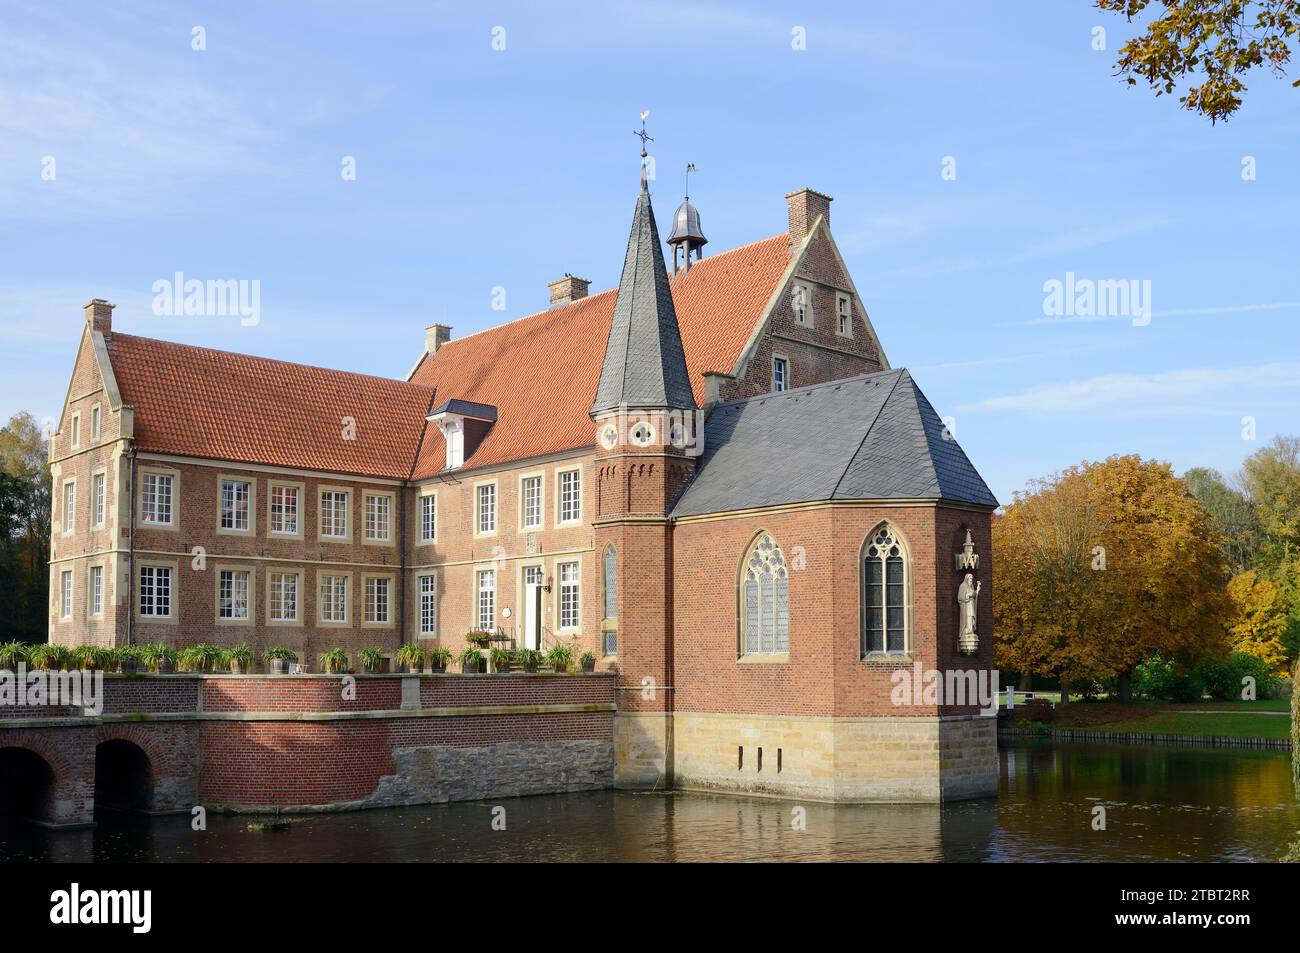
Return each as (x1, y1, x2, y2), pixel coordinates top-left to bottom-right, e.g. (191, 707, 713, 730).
(120, 659, 142, 675)
(270, 659, 291, 675)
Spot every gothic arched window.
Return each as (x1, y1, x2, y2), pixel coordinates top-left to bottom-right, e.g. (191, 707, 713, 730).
(862, 525, 909, 655)
(740, 533, 789, 655)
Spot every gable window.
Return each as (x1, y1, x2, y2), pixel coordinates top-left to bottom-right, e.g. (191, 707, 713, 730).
(321, 490, 349, 539)
(270, 484, 299, 535)
(444, 420, 465, 470)
(70, 412, 80, 449)
(139, 565, 172, 617)
(89, 565, 103, 618)
(60, 570, 73, 619)
(740, 532, 789, 655)
(772, 357, 789, 393)
(218, 569, 251, 621)
(270, 572, 299, 622)
(62, 480, 76, 534)
(558, 561, 580, 630)
(141, 472, 174, 526)
(91, 405, 101, 442)
(220, 478, 252, 532)
(320, 574, 349, 624)
(558, 468, 581, 524)
(364, 577, 391, 624)
(92, 472, 106, 527)
(521, 475, 542, 529)
(791, 283, 811, 326)
(419, 493, 437, 542)
(476, 569, 496, 630)
(837, 294, 852, 337)
(602, 546, 617, 656)
(364, 493, 392, 542)
(476, 483, 496, 535)
(418, 573, 437, 635)
(862, 525, 909, 655)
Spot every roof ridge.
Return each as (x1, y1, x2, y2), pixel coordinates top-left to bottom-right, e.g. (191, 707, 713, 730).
(711, 366, 903, 411)
(110, 332, 432, 391)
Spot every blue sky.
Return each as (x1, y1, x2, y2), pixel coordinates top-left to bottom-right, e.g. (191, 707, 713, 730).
(2, 0, 1297, 503)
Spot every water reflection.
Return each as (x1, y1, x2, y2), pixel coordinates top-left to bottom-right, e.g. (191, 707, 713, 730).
(1, 742, 1294, 862)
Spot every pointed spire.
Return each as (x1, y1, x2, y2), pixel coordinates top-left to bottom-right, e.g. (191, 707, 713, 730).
(591, 161, 697, 416)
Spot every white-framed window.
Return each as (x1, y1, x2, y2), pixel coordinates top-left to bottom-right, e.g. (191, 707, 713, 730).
(443, 420, 465, 470)
(836, 293, 852, 337)
(269, 572, 299, 622)
(476, 569, 496, 631)
(90, 404, 101, 442)
(89, 565, 103, 618)
(218, 569, 251, 621)
(269, 484, 300, 536)
(862, 525, 909, 655)
(476, 483, 496, 535)
(92, 472, 106, 527)
(320, 490, 349, 539)
(62, 480, 75, 534)
(139, 565, 172, 618)
(70, 412, 80, 449)
(219, 478, 252, 532)
(418, 573, 437, 635)
(320, 574, 349, 623)
(740, 532, 790, 655)
(364, 576, 391, 624)
(364, 493, 392, 542)
(60, 570, 73, 619)
(521, 475, 543, 529)
(791, 282, 811, 326)
(558, 468, 582, 524)
(419, 493, 436, 543)
(558, 561, 580, 630)
(140, 471, 174, 526)
(772, 357, 789, 393)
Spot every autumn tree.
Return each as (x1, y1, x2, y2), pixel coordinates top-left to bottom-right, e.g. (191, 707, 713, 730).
(994, 455, 1231, 703)
(1097, 0, 1300, 121)
(1225, 571, 1291, 670)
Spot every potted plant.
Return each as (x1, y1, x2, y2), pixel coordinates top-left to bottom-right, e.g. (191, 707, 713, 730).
(515, 648, 542, 673)
(359, 648, 385, 674)
(580, 651, 596, 673)
(140, 644, 178, 674)
(489, 646, 513, 673)
(71, 644, 110, 671)
(319, 648, 349, 674)
(465, 630, 492, 648)
(395, 643, 425, 674)
(264, 646, 297, 675)
(116, 645, 144, 675)
(546, 643, 573, 674)
(27, 644, 66, 671)
(0, 642, 27, 672)
(227, 643, 255, 674)
(459, 646, 483, 674)
(428, 647, 453, 673)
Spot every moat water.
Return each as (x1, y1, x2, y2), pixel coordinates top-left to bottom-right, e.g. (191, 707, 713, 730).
(2, 741, 1297, 862)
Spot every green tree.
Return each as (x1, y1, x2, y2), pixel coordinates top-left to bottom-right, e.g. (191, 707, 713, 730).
(0, 412, 51, 643)
(1184, 466, 1259, 570)
(1097, 0, 1300, 122)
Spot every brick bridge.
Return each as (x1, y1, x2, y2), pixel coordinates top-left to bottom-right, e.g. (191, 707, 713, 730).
(0, 674, 615, 828)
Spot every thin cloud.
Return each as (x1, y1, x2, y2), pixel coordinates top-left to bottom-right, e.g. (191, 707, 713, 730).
(1002, 299, 1300, 327)
(958, 363, 1300, 415)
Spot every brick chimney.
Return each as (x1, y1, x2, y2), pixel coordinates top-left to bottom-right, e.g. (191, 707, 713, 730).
(424, 323, 451, 355)
(84, 298, 114, 337)
(548, 274, 590, 309)
(785, 188, 832, 249)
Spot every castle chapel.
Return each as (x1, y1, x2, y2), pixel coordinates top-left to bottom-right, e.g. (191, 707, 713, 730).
(48, 160, 1000, 801)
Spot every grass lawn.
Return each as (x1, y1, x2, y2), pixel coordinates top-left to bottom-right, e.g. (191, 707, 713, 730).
(1008, 697, 1294, 741)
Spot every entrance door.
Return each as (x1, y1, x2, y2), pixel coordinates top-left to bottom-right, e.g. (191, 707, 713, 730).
(523, 569, 543, 650)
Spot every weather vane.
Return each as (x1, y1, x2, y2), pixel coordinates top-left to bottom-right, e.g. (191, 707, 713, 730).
(685, 162, 696, 200)
(634, 109, 653, 158)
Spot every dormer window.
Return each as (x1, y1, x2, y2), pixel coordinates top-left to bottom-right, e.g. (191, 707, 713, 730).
(426, 399, 497, 473)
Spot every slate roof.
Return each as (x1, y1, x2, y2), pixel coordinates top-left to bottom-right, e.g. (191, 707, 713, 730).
(671, 368, 999, 517)
(590, 172, 697, 415)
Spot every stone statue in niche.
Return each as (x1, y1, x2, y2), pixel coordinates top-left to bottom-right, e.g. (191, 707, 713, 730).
(957, 572, 981, 655)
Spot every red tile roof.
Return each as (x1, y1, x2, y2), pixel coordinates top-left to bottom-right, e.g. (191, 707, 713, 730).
(104, 233, 791, 480)
(106, 334, 435, 479)
(409, 234, 790, 476)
